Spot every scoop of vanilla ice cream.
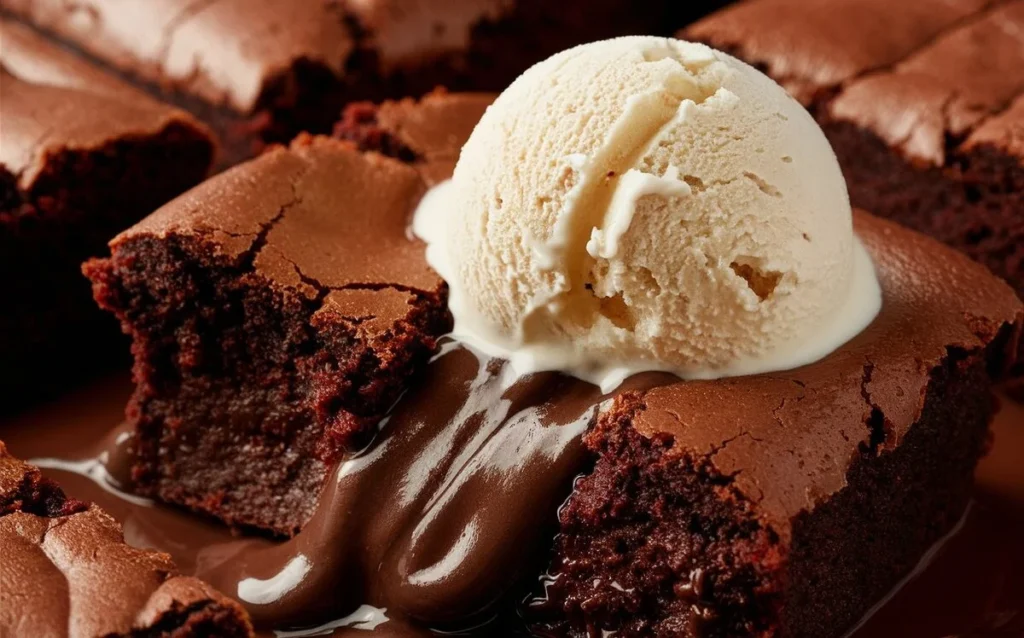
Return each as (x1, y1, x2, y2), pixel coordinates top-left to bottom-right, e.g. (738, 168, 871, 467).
(416, 36, 880, 390)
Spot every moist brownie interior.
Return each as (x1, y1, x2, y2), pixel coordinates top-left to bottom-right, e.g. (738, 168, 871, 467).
(0, 442, 254, 637)
(0, 18, 215, 411)
(685, 0, 1024, 393)
(83, 136, 451, 536)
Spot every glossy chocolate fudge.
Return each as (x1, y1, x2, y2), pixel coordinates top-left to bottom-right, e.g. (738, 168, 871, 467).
(0, 18, 214, 411)
(0, 441, 253, 637)
(686, 0, 1024, 394)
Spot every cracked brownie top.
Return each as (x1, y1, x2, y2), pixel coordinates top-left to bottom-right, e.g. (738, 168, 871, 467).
(2, 0, 354, 114)
(684, 0, 995, 106)
(622, 210, 1021, 538)
(828, 1, 1024, 165)
(119, 134, 443, 306)
(1, 0, 511, 115)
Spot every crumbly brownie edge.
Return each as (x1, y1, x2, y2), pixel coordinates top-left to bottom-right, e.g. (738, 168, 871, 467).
(84, 229, 448, 536)
(332, 101, 420, 162)
(531, 393, 785, 638)
(0, 444, 254, 637)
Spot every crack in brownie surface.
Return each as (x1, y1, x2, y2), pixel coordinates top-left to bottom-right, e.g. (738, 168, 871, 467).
(3, 0, 721, 161)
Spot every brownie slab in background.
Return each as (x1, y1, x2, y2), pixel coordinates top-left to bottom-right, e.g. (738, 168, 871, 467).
(0, 441, 253, 637)
(0, 18, 215, 411)
(685, 0, 1024, 394)
(685, 0, 995, 105)
(84, 135, 451, 537)
(533, 212, 1022, 637)
(1, 0, 732, 163)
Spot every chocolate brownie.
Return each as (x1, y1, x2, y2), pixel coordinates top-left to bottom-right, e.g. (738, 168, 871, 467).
(0, 18, 215, 411)
(0, 441, 253, 637)
(2, 0, 725, 162)
(531, 211, 1022, 638)
(685, 0, 1024, 393)
(83, 135, 451, 536)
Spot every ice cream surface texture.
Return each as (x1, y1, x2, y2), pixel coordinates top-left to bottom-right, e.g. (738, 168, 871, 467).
(414, 37, 881, 391)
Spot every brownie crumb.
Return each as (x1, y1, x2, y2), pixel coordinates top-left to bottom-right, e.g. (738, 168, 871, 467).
(533, 394, 782, 638)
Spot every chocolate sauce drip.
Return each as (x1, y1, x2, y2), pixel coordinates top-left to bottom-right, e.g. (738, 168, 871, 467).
(0, 359, 1022, 637)
(201, 343, 646, 630)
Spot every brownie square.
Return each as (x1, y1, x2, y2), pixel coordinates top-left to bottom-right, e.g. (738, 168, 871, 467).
(77, 81, 1023, 635)
(686, 0, 994, 105)
(84, 135, 450, 536)
(0, 441, 253, 637)
(0, 18, 215, 411)
(532, 212, 1022, 638)
(331, 90, 1024, 635)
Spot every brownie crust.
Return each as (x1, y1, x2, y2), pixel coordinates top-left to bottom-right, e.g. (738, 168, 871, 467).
(828, 2, 1024, 166)
(3, 0, 713, 156)
(684, 0, 993, 105)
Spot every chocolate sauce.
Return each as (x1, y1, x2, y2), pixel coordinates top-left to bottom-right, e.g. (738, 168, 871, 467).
(1, 356, 1022, 637)
(198, 342, 642, 631)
